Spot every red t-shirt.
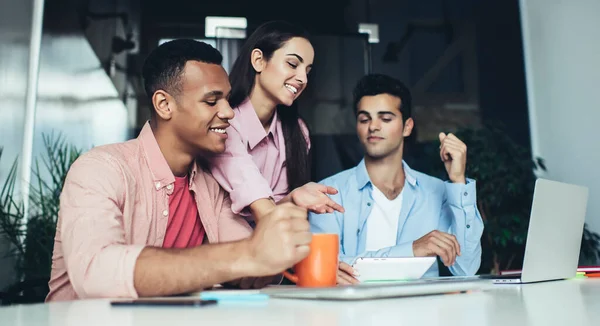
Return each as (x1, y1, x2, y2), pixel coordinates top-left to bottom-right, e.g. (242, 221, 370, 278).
(163, 175, 205, 248)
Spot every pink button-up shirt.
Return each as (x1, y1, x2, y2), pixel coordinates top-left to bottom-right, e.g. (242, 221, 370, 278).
(46, 122, 253, 301)
(210, 99, 310, 214)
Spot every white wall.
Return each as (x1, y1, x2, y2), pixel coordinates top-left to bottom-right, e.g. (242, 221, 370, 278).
(520, 0, 600, 235)
(0, 0, 33, 292)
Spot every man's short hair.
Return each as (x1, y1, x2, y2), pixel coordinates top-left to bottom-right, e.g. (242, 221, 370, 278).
(352, 74, 412, 122)
(142, 39, 223, 110)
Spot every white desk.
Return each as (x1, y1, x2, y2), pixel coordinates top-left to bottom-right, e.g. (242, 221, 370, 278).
(2, 278, 599, 326)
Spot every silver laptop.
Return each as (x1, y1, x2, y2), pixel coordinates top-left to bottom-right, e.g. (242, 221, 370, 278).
(261, 278, 492, 300)
(483, 178, 588, 284)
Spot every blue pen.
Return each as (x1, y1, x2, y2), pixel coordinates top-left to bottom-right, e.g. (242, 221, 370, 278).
(200, 291, 270, 302)
(201, 293, 270, 301)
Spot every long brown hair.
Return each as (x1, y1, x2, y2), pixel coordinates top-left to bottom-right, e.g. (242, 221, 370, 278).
(228, 21, 312, 191)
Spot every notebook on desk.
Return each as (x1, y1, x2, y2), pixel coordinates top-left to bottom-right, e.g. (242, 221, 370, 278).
(479, 178, 588, 284)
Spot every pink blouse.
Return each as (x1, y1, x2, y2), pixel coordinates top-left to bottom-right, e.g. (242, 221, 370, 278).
(210, 99, 310, 215)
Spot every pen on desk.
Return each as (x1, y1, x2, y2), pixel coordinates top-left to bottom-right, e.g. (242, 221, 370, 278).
(200, 292, 270, 302)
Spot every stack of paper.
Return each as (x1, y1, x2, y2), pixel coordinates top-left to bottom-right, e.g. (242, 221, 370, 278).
(576, 266, 600, 278)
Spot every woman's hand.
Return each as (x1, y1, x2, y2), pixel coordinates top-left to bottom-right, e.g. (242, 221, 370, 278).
(288, 182, 345, 214)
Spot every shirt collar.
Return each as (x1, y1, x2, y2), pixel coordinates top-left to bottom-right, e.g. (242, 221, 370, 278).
(355, 158, 418, 190)
(267, 109, 281, 147)
(139, 121, 198, 190)
(403, 161, 418, 186)
(237, 99, 280, 150)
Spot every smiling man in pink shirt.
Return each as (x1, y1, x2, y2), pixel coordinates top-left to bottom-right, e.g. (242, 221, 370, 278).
(46, 39, 312, 301)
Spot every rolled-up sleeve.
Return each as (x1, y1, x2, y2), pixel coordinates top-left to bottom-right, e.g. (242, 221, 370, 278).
(210, 124, 273, 214)
(60, 154, 145, 299)
(443, 179, 484, 276)
(216, 190, 254, 243)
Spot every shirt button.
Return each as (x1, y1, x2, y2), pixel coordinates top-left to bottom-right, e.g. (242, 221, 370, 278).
(466, 224, 471, 229)
(367, 202, 371, 206)
(155, 182, 161, 189)
(463, 192, 468, 196)
(162, 210, 168, 217)
(166, 184, 173, 190)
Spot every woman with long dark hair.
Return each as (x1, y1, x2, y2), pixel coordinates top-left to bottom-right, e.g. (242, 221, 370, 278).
(210, 20, 344, 220)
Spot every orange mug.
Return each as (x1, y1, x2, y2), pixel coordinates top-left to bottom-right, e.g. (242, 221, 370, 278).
(283, 233, 339, 287)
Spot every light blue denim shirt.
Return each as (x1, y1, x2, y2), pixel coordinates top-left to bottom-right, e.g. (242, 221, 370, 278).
(309, 159, 484, 277)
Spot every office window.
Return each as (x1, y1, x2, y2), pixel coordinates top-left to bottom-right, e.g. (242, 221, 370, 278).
(358, 23, 379, 44)
(205, 16, 247, 39)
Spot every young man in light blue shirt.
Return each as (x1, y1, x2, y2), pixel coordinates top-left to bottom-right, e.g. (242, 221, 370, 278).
(309, 74, 484, 284)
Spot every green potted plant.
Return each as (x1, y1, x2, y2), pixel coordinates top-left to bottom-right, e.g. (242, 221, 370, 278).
(0, 134, 81, 305)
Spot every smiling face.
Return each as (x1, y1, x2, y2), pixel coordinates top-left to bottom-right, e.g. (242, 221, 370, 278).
(154, 60, 234, 155)
(356, 93, 414, 160)
(252, 37, 314, 106)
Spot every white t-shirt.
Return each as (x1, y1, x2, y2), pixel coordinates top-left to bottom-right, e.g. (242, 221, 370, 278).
(365, 185, 404, 252)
